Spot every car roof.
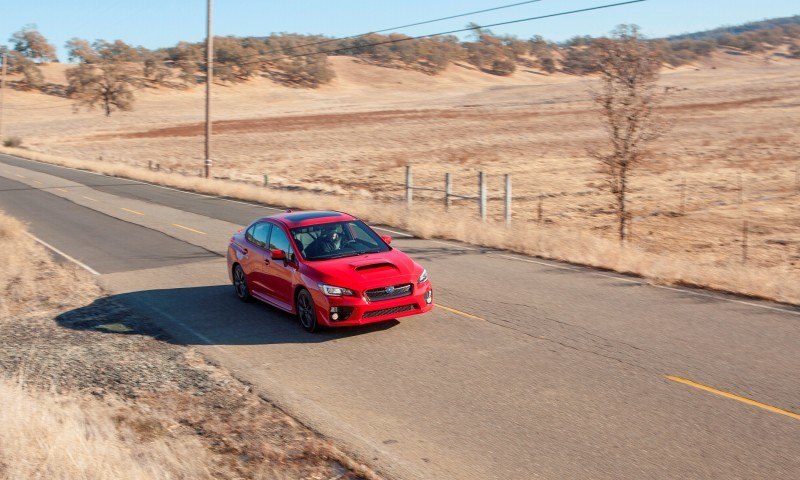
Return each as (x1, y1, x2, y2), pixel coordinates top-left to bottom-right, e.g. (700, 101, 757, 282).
(259, 210, 357, 229)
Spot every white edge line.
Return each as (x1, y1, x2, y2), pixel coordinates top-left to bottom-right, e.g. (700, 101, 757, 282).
(371, 226, 414, 238)
(144, 303, 220, 347)
(428, 239, 478, 250)
(652, 285, 800, 316)
(2, 154, 284, 211)
(24, 232, 100, 276)
(491, 253, 800, 316)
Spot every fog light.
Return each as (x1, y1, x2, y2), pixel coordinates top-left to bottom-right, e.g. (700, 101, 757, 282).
(425, 290, 433, 304)
(329, 306, 353, 322)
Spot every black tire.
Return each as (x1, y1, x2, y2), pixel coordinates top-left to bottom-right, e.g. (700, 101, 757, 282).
(232, 264, 252, 303)
(296, 289, 320, 333)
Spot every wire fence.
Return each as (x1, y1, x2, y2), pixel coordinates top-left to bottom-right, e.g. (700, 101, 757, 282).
(400, 164, 800, 270)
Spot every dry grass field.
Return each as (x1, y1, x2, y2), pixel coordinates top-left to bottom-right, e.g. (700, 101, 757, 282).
(3, 50, 799, 294)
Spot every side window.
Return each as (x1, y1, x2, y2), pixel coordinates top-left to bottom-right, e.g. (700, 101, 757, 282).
(350, 222, 381, 248)
(268, 225, 293, 258)
(247, 222, 271, 248)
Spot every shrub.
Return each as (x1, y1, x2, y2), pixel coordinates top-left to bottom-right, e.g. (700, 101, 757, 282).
(562, 46, 601, 75)
(3, 137, 23, 148)
(490, 58, 516, 76)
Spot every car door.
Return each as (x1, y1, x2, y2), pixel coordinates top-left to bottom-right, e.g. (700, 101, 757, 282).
(243, 221, 272, 297)
(262, 222, 296, 310)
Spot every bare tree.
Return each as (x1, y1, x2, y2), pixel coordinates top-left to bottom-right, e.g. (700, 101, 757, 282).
(591, 25, 664, 242)
(66, 63, 138, 116)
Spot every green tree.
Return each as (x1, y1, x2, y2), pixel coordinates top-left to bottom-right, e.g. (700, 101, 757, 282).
(66, 62, 138, 116)
(10, 25, 58, 63)
(65, 38, 97, 63)
(4, 51, 45, 89)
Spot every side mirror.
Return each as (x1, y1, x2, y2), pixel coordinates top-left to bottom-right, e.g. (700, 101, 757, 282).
(381, 235, 392, 245)
(271, 249, 287, 260)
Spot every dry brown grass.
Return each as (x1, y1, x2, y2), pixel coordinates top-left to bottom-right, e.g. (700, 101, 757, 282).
(0, 210, 100, 319)
(0, 380, 210, 480)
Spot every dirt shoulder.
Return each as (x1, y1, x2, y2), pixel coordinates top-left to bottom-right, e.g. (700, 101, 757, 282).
(0, 210, 375, 479)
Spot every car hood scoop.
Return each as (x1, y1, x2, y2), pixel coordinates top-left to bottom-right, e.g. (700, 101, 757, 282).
(351, 259, 398, 274)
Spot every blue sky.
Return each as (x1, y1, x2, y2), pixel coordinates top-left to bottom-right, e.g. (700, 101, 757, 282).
(2, 0, 798, 60)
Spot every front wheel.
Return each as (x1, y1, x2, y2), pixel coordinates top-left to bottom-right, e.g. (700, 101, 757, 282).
(232, 264, 251, 302)
(296, 289, 319, 333)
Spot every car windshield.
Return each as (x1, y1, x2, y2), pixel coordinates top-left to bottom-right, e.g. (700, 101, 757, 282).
(290, 220, 390, 261)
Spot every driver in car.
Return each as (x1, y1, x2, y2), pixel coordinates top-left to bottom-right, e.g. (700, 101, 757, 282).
(306, 224, 343, 258)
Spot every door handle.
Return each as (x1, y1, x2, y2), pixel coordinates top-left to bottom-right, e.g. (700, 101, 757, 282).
(264, 259, 270, 265)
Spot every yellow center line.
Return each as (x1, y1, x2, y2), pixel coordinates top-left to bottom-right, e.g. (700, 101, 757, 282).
(172, 223, 207, 235)
(15, 174, 25, 178)
(55, 188, 69, 193)
(121, 208, 144, 216)
(436, 304, 485, 321)
(666, 375, 800, 421)
(33, 180, 43, 185)
(81, 195, 98, 202)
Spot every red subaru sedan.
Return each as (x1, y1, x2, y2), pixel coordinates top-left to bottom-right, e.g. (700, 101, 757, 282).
(227, 211, 433, 332)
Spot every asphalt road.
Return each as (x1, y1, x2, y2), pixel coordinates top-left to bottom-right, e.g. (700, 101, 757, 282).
(1, 154, 798, 480)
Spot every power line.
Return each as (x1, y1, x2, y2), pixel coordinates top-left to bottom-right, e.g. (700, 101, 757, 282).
(254, 0, 548, 59)
(244, 0, 647, 66)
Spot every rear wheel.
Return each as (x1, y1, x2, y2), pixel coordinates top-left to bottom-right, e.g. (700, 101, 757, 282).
(232, 264, 251, 302)
(296, 289, 319, 333)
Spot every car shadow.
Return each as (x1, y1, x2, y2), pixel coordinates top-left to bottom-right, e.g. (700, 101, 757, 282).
(55, 285, 400, 346)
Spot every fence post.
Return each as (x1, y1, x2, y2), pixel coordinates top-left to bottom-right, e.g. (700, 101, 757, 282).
(504, 174, 512, 226)
(737, 172, 743, 205)
(537, 193, 544, 224)
(155, 163, 160, 171)
(148, 160, 153, 170)
(405, 165, 412, 208)
(680, 177, 686, 214)
(263, 174, 269, 187)
(741, 219, 749, 265)
(478, 171, 487, 222)
(444, 173, 452, 211)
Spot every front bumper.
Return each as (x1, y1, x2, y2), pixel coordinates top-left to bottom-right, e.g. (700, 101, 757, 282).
(314, 282, 433, 327)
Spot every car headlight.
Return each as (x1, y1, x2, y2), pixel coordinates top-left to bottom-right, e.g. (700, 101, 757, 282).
(418, 268, 429, 283)
(318, 283, 354, 296)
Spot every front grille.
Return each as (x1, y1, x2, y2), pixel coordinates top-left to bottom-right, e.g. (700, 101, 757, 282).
(363, 304, 416, 319)
(365, 283, 413, 302)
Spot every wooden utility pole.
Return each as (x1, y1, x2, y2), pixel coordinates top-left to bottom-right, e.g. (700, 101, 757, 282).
(204, 0, 213, 178)
(0, 53, 7, 142)
(680, 177, 686, 214)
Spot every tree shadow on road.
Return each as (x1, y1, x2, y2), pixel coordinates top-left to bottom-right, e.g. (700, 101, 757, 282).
(55, 285, 400, 346)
